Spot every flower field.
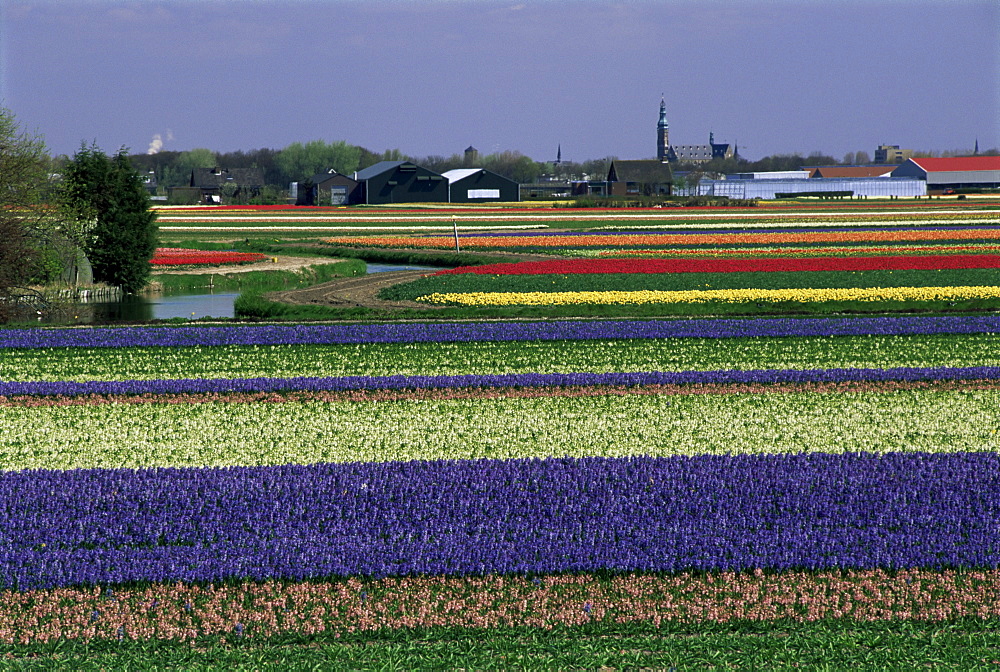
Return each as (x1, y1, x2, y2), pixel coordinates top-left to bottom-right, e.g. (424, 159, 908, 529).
(364, 209, 1000, 315)
(151, 248, 269, 266)
(6, 201, 1000, 665)
(0, 312, 999, 665)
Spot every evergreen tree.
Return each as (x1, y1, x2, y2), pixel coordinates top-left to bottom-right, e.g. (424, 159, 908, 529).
(61, 144, 157, 294)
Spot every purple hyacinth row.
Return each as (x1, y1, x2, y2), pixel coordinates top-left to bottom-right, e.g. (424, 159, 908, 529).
(1, 452, 996, 591)
(1, 315, 998, 349)
(4, 366, 999, 397)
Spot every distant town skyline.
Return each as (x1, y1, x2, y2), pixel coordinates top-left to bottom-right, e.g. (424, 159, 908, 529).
(2, 0, 997, 163)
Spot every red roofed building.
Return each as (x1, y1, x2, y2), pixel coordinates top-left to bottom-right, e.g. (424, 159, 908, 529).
(891, 156, 1000, 192)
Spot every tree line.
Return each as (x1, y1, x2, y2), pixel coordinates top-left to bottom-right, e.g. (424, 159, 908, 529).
(121, 141, 610, 195)
(1, 108, 156, 321)
(122, 141, 999, 200)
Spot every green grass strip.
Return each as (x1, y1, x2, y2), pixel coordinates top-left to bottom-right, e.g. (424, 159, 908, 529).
(0, 619, 996, 670)
(152, 260, 365, 293)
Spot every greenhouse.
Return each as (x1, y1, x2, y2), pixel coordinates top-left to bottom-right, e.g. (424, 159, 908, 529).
(683, 177, 927, 199)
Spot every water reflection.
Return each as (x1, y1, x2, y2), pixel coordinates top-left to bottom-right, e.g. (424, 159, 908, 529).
(58, 290, 240, 324)
(51, 262, 441, 325)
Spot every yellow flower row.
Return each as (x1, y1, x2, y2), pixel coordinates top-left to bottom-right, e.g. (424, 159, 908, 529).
(417, 285, 1000, 306)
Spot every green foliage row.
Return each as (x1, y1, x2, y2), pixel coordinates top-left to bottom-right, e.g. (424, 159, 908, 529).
(317, 245, 514, 268)
(238, 295, 1000, 321)
(3, 333, 993, 382)
(384, 268, 1000, 300)
(0, 619, 996, 670)
(234, 293, 373, 321)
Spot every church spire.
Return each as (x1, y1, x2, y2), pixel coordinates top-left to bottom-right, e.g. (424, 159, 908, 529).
(657, 94, 669, 161)
(975, 138, 980, 155)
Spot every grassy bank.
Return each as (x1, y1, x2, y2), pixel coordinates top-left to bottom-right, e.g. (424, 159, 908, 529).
(234, 294, 375, 320)
(152, 260, 365, 294)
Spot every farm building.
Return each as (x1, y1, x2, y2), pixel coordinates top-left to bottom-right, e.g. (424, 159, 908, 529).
(890, 157, 1000, 192)
(606, 160, 673, 196)
(353, 161, 448, 205)
(685, 177, 926, 199)
(297, 170, 361, 206)
(442, 169, 520, 203)
(190, 167, 265, 204)
(874, 145, 913, 164)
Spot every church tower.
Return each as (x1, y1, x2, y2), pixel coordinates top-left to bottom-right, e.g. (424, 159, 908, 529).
(657, 95, 669, 161)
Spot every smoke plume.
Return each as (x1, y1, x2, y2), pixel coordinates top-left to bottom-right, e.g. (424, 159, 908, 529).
(147, 134, 163, 155)
(147, 130, 173, 155)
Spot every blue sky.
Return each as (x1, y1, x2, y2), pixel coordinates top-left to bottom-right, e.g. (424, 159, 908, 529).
(2, 0, 998, 162)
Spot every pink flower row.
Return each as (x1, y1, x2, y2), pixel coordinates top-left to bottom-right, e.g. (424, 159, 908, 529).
(0, 568, 995, 644)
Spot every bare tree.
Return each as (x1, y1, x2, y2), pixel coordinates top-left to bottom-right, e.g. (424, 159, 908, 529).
(0, 107, 50, 321)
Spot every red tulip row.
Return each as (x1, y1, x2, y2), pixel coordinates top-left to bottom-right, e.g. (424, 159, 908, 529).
(435, 254, 1000, 276)
(151, 248, 269, 266)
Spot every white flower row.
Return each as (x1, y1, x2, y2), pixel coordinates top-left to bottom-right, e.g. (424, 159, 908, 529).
(1, 388, 996, 472)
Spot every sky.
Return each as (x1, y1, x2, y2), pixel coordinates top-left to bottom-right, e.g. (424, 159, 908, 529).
(2, 0, 998, 163)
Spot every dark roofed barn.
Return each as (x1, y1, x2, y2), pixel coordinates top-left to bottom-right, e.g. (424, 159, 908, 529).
(443, 169, 520, 203)
(607, 160, 673, 197)
(298, 170, 362, 205)
(354, 161, 448, 205)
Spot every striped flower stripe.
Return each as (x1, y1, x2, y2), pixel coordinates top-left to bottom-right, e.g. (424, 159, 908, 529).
(4, 385, 995, 472)
(4, 315, 998, 348)
(3, 366, 999, 397)
(418, 285, 1000, 306)
(3, 568, 999, 644)
(1, 452, 996, 591)
(151, 248, 269, 266)
(328, 228, 1000, 249)
(434, 255, 1000, 276)
(599, 244, 1000, 257)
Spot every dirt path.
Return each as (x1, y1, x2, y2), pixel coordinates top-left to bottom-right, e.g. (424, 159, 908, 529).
(153, 255, 345, 276)
(264, 248, 561, 311)
(267, 270, 439, 310)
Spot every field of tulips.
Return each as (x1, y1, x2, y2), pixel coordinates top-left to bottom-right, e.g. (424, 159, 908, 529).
(0, 312, 999, 665)
(151, 247, 269, 266)
(3, 201, 1000, 665)
(365, 213, 1000, 315)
